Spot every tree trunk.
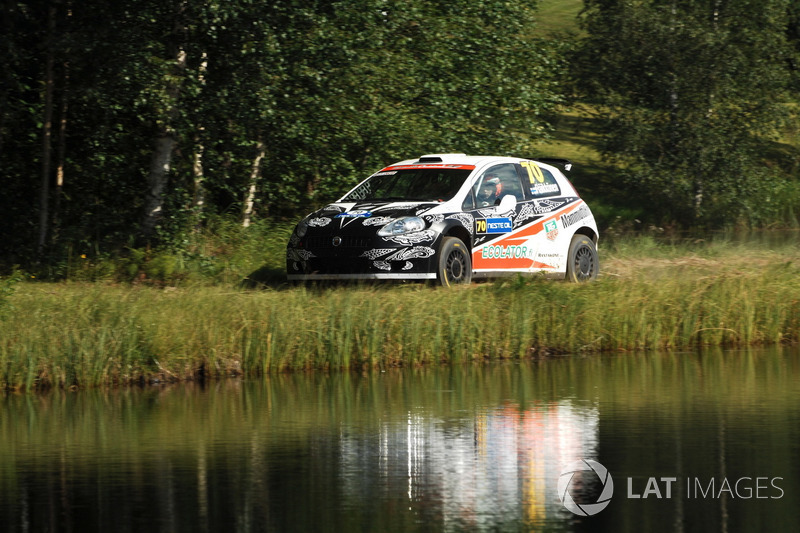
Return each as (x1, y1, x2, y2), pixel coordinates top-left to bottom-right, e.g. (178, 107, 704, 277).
(192, 136, 205, 222)
(667, 0, 679, 152)
(0, 2, 10, 159)
(242, 140, 266, 228)
(693, 179, 704, 220)
(191, 52, 208, 230)
(36, 2, 57, 258)
(140, 46, 187, 240)
(52, 58, 69, 245)
(141, 132, 177, 237)
(692, 0, 722, 222)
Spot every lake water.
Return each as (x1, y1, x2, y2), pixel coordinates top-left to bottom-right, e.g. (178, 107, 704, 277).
(1, 347, 798, 532)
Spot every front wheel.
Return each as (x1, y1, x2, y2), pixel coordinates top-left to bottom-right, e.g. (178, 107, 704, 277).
(565, 234, 599, 282)
(437, 237, 472, 287)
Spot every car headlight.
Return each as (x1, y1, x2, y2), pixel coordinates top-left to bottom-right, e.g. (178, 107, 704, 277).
(377, 216, 426, 236)
(296, 220, 309, 238)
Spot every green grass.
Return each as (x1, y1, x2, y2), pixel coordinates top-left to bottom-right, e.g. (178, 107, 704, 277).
(538, 0, 583, 32)
(2, 235, 800, 391)
(50, 217, 292, 286)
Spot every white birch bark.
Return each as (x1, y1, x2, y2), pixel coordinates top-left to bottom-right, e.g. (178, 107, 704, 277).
(141, 47, 186, 238)
(192, 52, 208, 224)
(242, 140, 266, 228)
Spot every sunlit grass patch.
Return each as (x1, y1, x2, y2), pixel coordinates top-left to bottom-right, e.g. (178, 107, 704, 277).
(2, 235, 800, 391)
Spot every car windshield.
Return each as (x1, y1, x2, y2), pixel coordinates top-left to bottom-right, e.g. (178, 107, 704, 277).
(341, 168, 472, 202)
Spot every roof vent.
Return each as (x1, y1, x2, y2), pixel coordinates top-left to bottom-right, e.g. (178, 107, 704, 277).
(537, 157, 573, 172)
(417, 153, 467, 163)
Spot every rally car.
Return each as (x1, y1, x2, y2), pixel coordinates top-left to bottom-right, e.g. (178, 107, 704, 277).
(286, 154, 599, 286)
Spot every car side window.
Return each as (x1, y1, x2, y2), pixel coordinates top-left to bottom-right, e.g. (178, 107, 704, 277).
(472, 164, 525, 208)
(517, 162, 561, 199)
(461, 189, 476, 211)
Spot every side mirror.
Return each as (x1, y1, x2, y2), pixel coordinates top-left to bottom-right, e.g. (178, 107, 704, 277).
(496, 194, 516, 214)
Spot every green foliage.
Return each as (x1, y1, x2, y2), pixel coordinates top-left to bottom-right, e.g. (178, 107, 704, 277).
(572, 0, 800, 227)
(1, 0, 569, 269)
(0, 270, 24, 317)
(4, 0, 800, 273)
(48, 216, 292, 286)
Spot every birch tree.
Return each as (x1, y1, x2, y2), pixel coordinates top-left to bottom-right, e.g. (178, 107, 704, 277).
(1, 0, 570, 265)
(242, 140, 265, 228)
(140, 1, 188, 239)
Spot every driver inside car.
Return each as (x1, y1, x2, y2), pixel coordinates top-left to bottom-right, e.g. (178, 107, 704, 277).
(476, 177, 501, 207)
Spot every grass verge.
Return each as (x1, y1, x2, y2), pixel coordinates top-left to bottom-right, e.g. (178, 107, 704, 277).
(2, 234, 799, 391)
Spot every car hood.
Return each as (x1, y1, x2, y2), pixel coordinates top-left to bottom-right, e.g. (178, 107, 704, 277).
(307, 200, 440, 224)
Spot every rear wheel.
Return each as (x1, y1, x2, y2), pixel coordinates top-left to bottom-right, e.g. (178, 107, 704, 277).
(565, 234, 598, 282)
(437, 237, 472, 287)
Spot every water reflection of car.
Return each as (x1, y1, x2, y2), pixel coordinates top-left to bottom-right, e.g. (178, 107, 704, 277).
(337, 401, 600, 527)
(286, 154, 599, 286)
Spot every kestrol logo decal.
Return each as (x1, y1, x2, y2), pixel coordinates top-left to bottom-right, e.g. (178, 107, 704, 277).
(557, 459, 614, 516)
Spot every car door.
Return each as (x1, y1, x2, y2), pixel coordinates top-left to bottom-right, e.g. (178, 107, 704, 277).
(514, 160, 575, 274)
(471, 160, 575, 276)
(468, 163, 532, 274)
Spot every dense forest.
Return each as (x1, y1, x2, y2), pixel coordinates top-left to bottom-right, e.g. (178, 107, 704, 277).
(2, 0, 800, 275)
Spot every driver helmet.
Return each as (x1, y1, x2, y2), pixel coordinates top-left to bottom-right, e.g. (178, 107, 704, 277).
(478, 176, 500, 204)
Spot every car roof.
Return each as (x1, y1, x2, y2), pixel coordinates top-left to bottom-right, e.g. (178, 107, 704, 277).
(387, 154, 515, 167)
(382, 154, 569, 173)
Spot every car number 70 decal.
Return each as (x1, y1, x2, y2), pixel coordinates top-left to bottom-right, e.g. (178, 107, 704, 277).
(520, 161, 545, 184)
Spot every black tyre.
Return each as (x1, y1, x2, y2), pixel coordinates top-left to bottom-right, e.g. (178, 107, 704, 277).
(437, 237, 472, 287)
(565, 234, 598, 282)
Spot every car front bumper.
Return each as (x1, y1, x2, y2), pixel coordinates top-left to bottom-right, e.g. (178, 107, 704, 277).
(286, 234, 441, 281)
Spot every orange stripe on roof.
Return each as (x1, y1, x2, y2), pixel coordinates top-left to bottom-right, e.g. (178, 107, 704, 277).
(381, 164, 476, 171)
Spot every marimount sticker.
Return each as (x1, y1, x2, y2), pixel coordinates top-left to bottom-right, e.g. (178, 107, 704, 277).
(561, 205, 590, 228)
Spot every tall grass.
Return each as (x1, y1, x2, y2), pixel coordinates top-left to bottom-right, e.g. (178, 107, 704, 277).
(52, 217, 293, 286)
(2, 235, 799, 391)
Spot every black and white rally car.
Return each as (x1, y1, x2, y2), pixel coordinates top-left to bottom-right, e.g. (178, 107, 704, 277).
(286, 154, 599, 286)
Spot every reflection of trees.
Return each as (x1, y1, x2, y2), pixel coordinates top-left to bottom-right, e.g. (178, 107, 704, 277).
(0, 348, 798, 531)
(599, 347, 800, 532)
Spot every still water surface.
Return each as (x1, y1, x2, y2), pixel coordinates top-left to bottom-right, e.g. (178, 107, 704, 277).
(1, 347, 799, 532)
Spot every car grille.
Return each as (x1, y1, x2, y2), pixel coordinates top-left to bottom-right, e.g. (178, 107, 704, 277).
(308, 257, 370, 274)
(304, 235, 371, 249)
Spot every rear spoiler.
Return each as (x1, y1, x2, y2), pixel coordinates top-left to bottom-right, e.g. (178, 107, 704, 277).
(535, 158, 573, 172)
